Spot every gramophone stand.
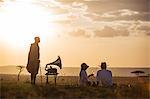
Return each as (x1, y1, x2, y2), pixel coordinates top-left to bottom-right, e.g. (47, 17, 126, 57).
(45, 73, 59, 85)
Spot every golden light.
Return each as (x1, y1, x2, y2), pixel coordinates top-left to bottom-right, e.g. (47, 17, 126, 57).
(0, 0, 57, 48)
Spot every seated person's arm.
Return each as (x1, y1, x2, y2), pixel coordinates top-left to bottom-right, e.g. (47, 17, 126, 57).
(88, 74, 94, 78)
(96, 71, 101, 86)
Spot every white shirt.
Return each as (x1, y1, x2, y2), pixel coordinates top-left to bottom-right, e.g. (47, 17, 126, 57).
(79, 70, 88, 86)
(96, 69, 113, 86)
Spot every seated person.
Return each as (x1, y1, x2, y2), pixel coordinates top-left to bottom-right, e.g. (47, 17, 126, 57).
(79, 63, 94, 86)
(96, 62, 113, 87)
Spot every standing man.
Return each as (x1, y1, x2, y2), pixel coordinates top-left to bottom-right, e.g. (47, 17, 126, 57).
(96, 62, 113, 87)
(26, 37, 40, 84)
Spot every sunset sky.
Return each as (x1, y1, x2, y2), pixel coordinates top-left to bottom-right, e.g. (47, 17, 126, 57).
(0, 0, 150, 67)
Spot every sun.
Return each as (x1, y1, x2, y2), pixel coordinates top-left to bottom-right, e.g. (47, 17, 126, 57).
(0, 0, 57, 48)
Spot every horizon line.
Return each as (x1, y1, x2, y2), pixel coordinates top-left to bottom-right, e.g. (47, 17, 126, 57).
(0, 65, 150, 68)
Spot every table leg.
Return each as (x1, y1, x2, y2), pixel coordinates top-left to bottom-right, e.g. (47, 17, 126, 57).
(54, 75, 57, 85)
(46, 75, 48, 84)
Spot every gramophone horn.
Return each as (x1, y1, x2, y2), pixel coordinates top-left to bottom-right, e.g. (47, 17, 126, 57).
(48, 56, 62, 69)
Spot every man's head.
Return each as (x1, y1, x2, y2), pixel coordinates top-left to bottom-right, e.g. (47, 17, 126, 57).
(101, 62, 107, 69)
(34, 37, 40, 44)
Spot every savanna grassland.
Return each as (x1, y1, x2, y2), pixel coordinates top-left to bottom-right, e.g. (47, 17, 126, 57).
(0, 74, 149, 99)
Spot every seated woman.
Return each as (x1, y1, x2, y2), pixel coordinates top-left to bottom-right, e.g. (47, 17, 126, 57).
(79, 63, 94, 86)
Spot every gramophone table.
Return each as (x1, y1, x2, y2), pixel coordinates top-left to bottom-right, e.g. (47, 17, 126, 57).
(45, 73, 59, 85)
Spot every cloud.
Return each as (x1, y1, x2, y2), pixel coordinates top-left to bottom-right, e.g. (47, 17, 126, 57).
(137, 26, 150, 31)
(1, 0, 149, 38)
(64, 20, 150, 38)
(68, 28, 90, 38)
(94, 26, 129, 37)
(50, 7, 69, 15)
(0, 0, 4, 3)
(101, 9, 139, 18)
(35, 0, 149, 26)
(84, 0, 102, 1)
(40, 0, 89, 22)
(83, 0, 149, 21)
(0, 0, 9, 7)
(120, 9, 139, 16)
(69, 2, 88, 15)
(52, 20, 71, 24)
(146, 33, 150, 36)
(136, 25, 150, 36)
(94, 27, 116, 37)
(101, 9, 150, 21)
(84, 9, 149, 21)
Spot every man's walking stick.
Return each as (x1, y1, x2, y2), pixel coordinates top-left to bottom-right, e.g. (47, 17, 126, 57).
(39, 65, 42, 84)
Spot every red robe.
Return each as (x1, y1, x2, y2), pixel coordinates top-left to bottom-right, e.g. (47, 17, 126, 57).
(26, 43, 40, 75)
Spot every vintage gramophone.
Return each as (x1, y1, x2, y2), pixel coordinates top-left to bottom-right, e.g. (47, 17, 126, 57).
(45, 56, 62, 84)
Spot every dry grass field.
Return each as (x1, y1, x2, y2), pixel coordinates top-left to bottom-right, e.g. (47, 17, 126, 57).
(0, 74, 150, 99)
